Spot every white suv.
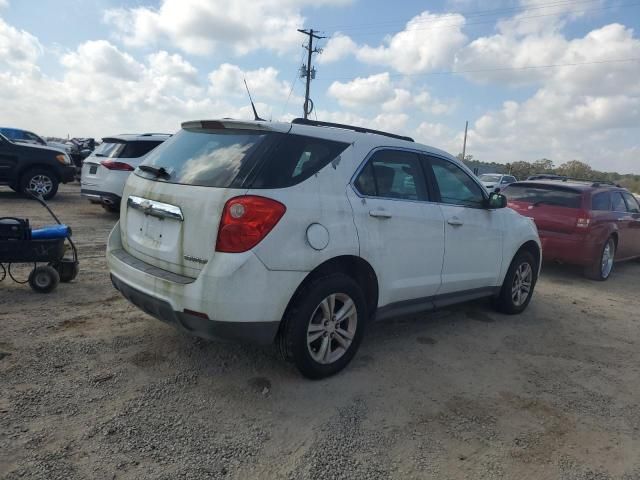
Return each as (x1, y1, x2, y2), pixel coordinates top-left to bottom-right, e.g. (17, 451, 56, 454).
(107, 119, 540, 378)
(81, 133, 170, 211)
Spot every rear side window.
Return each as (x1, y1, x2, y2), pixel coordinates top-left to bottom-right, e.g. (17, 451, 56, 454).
(137, 128, 348, 189)
(591, 192, 610, 211)
(611, 192, 627, 212)
(622, 192, 640, 213)
(248, 133, 349, 189)
(353, 150, 427, 201)
(120, 141, 163, 158)
(503, 184, 582, 209)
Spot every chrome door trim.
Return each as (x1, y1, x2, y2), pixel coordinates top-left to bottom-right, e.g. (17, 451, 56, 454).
(127, 195, 184, 221)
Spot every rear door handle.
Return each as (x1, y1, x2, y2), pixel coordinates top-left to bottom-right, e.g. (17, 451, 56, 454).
(447, 217, 464, 226)
(369, 209, 392, 219)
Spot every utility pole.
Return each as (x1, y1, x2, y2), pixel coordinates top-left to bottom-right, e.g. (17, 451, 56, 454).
(461, 120, 469, 160)
(297, 28, 325, 119)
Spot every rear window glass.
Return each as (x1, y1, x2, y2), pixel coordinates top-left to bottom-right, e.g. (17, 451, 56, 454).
(94, 140, 163, 159)
(137, 128, 349, 189)
(120, 141, 163, 158)
(479, 174, 501, 183)
(503, 184, 583, 209)
(592, 192, 610, 211)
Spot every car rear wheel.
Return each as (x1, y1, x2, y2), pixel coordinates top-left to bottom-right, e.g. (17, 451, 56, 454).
(492, 250, 537, 314)
(20, 168, 59, 200)
(584, 237, 615, 281)
(278, 273, 367, 379)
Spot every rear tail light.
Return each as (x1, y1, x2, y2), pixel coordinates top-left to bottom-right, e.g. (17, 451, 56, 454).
(101, 160, 134, 171)
(576, 217, 591, 228)
(216, 196, 286, 253)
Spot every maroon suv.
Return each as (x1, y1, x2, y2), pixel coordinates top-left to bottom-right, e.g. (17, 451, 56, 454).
(502, 179, 640, 280)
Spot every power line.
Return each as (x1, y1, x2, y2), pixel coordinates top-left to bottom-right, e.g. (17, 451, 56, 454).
(328, 2, 640, 37)
(297, 28, 326, 119)
(326, 57, 640, 81)
(318, 0, 604, 31)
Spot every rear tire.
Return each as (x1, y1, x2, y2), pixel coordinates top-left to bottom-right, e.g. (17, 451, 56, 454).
(278, 273, 367, 379)
(28, 265, 60, 293)
(20, 168, 59, 200)
(584, 237, 615, 281)
(492, 250, 537, 314)
(101, 203, 120, 214)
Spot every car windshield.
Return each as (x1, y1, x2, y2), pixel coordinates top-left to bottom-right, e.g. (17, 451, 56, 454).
(479, 174, 502, 183)
(503, 184, 582, 208)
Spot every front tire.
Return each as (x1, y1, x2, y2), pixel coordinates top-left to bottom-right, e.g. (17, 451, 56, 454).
(278, 274, 367, 379)
(584, 237, 615, 281)
(493, 250, 537, 314)
(20, 168, 59, 200)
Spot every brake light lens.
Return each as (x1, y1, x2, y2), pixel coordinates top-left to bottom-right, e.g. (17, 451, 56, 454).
(101, 160, 134, 171)
(576, 217, 591, 228)
(216, 196, 286, 253)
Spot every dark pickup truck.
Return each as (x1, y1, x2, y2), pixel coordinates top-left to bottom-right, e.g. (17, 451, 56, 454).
(0, 133, 76, 200)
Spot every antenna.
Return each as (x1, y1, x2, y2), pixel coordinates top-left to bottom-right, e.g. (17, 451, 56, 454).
(243, 78, 265, 121)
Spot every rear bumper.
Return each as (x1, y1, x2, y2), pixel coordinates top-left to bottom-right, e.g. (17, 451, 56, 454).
(539, 231, 595, 266)
(81, 188, 121, 206)
(106, 222, 306, 345)
(110, 274, 279, 344)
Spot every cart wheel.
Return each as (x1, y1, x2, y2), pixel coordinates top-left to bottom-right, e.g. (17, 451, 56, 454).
(51, 261, 79, 283)
(28, 265, 60, 293)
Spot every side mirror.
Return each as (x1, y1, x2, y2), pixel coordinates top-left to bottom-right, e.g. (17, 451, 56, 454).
(488, 192, 507, 209)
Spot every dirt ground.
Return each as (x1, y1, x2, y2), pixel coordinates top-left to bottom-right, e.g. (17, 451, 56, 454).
(1, 183, 639, 480)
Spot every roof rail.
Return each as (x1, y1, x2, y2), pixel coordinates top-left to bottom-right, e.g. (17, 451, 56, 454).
(527, 174, 621, 188)
(140, 133, 172, 136)
(291, 118, 414, 142)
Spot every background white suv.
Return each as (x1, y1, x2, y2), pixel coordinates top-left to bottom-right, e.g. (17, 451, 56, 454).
(107, 119, 540, 378)
(479, 173, 517, 191)
(81, 133, 170, 211)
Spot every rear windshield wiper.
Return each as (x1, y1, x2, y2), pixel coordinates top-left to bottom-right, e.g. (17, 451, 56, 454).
(138, 164, 171, 179)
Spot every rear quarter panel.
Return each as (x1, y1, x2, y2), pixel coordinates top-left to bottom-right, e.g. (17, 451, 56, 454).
(250, 145, 360, 271)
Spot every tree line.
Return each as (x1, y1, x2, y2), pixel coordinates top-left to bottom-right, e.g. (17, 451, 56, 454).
(457, 155, 640, 193)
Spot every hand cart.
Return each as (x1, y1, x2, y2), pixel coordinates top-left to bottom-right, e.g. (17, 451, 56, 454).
(0, 193, 79, 293)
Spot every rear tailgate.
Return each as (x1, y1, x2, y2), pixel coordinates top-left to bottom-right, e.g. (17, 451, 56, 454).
(120, 174, 243, 278)
(504, 183, 585, 234)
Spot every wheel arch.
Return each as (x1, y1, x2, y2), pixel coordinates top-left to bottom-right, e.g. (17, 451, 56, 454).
(513, 240, 542, 277)
(281, 255, 379, 323)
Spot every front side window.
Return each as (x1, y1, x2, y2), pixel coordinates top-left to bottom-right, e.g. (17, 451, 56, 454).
(429, 157, 485, 207)
(591, 192, 610, 211)
(353, 150, 428, 201)
(611, 192, 627, 212)
(622, 192, 640, 213)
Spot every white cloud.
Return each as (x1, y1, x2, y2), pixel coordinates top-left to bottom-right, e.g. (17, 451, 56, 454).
(0, 0, 8, 8)
(320, 11, 467, 74)
(104, 0, 352, 56)
(328, 73, 394, 108)
(208, 63, 297, 102)
(61, 40, 143, 81)
(317, 33, 357, 64)
(0, 16, 42, 71)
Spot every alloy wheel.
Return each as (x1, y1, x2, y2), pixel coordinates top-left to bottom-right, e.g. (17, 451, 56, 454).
(28, 175, 53, 196)
(511, 262, 533, 307)
(601, 239, 614, 279)
(307, 293, 358, 365)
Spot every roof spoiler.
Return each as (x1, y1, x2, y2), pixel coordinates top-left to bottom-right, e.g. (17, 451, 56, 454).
(291, 118, 414, 142)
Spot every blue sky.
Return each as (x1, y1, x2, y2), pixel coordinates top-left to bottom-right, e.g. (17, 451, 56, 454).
(1, 0, 639, 173)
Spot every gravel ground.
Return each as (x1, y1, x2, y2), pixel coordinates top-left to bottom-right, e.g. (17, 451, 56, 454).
(1, 184, 639, 479)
